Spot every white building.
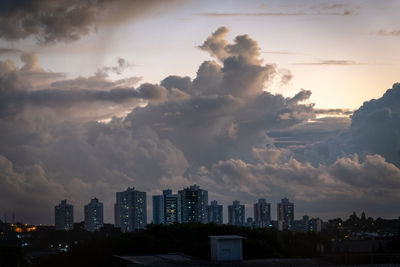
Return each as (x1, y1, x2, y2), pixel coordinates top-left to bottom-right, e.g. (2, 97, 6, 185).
(209, 235, 244, 261)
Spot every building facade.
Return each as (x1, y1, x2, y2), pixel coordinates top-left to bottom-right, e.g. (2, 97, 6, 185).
(254, 198, 271, 228)
(55, 200, 73, 231)
(178, 185, 208, 223)
(228, 200, 245, 226)
(152, 195, 165, 224)
(164, 190, 182, 224)
(277, 198, 294, 230)
(153, 189, 182, 224)
(84, 198, 104, 232)
(208, 200, 223, 224)
(114, 187, 147, 232)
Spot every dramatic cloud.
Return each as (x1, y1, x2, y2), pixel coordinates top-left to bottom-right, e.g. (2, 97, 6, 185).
(0, 27, 399, 224)
(51, 71, 141, 91)
(0, 154, 65, 223)
(268, 116, 350, 148)
(195, 154, 400, 218)
(0, 53, 66, 91)
(0, 0, 182, 43)
(0, 85, 166, 114)
(198, 27, 276, 97)
(0, 54, 163, 120)
(292, 83, 400, 168)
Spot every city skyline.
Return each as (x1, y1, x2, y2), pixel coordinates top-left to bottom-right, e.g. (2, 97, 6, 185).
(2, 186, 393, 229)
(49, 186, 305, 227)
(0, 0, 400, 225)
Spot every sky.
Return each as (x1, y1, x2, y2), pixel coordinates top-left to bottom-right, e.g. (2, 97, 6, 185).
(0, 0, 399, 225)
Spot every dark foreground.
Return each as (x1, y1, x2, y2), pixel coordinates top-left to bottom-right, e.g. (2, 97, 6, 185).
(1, 222, 400, 266)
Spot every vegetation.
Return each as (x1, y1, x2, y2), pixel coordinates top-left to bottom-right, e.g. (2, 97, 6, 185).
(30, 223, 328, 267)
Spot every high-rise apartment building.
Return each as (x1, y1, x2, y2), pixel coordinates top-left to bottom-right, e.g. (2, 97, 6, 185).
(164, 190, 182, 224)
(152, 195, 165, 224)
(55, 200, 74, 231)
(84, 198, 104, 232)
(208, 200, 223, 224)
(254, 198, 271, 228)
(308, 218, 322, 233)
(114, 187, 146, 232)
(277, 198, 294, 230)
(178, 185, 208, 223)
(153, 189, 182, 224)
(228, 200, 245, 226)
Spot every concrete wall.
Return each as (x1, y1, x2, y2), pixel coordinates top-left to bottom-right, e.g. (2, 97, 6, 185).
(210, 239, 242, 261)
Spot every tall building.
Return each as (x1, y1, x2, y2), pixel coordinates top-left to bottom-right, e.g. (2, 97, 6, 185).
(208, 200, 223, 224)
(302, 215, 310, 232)
(84, 198, 104, 232)
(153, 189, 182, 224)
(152, 195, 165, 224)
(178, 185, 208, 223)
(114, 187, 147, 232)
(164, 190, 182, 224)
(228, 200, 245, 226)
(254, 199, 271, 228)
(308, 218, 322, 233)
(277, 198, 294, 230)
(55, 200, 73, 231)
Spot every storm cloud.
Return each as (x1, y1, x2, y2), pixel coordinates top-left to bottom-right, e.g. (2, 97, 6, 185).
(0, 0, 182, 43)
(292, 83, 400, 168)
(0, 27, 399, 224)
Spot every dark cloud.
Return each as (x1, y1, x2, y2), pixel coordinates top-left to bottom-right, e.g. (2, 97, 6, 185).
(50, 71, 141, 91)
(0, 54, 157, 120)
(0, 47, 21, 54)
(0, 0, 183, 44)
(292, 83, 400, 168)
(287, 89, 311, 104)
(269, 116, 351, 147)
(0, 86, 166, 111)
(194, 154, 400, 218)
(0, 27, 399, 224)
(0, 116, 188, 224)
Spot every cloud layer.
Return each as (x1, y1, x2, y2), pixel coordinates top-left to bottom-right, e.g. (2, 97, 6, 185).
(0, 27, 399, 224)
(0, 0, 181, 43)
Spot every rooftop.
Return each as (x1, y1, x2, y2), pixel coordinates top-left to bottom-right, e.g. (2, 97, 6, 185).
(209, 235, 244, 240)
